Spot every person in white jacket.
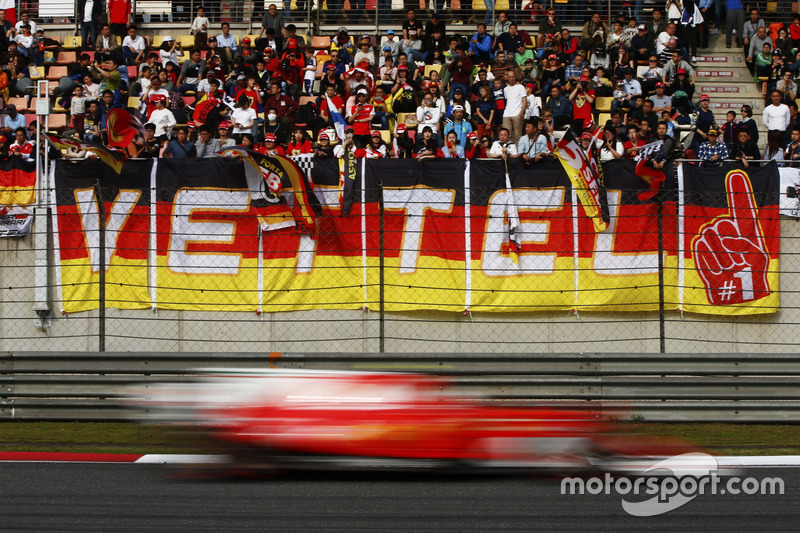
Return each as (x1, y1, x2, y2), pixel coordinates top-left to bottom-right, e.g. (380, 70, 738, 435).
(147, 98, 176, 139)
(416, 94, 441, 142)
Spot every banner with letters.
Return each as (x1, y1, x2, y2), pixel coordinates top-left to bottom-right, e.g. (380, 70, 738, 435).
(53, 158, 779, 316)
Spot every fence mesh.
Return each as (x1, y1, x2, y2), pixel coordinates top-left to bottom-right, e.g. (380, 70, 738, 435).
(1, 156, 797, 353)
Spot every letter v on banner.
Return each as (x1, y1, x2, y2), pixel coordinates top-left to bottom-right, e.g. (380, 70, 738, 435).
(555, 130, 608, 232)
(74, 188, 140, 273)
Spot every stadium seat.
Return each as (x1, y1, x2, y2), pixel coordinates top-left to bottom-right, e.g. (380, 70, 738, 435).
(56, 51, 76, 65)
(47, 113, 68, 131)
(62, 35, 82, 50)
(52, 99, 69, 112)
(473, 0, 486, 12)
(182, 96, 196, 106)
(594, 97, 613, 113)
(596, 113, 611, 126)
(127, 65, 138, 80)
(24, 113, 37, 126)
(396, 113, 417, 128)
(312, 36, 331, 50)
(126, 96, 141, 109)
(7, 97, 28, 114)
(380, 130, 391, 144)
(151, 35, 166, 48)
(298, 96, 315, 106)
(46, 65, 68, 81)
(177, 35, 194, 48)
(28, 65, 45, 80)
(424, 65, 442, 79)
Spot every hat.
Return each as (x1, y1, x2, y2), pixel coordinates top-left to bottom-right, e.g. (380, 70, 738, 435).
(581, 132, 593, 140)
(699, 94, 710, 101)
(344, 125, 354, 132)
(579, 75, 590, 82)
(187, 121, 197, 128)
(708, 127, 719, 135)
(623, 66, 633, 74)
(6, 104, 15, 111)
(162, 35, 174, 42)
(454, 86, 463, 93)
(357, 88, 368, 95)
(237, 74, 247, 80)
(264, 47, 274, 53)
(218, 120, 232, 129)
(338, 26, 347, 33)
(676, 67, 687, 74)
(655, 81, 666, 88)
(287, 38, 298, 47)
(453, 104, 464, 111)
(467, 131, 477, 139)
(546, 33, 555, 39)
(208, 36, 217, 42)
(548, 53, 558, 60)
(242, 37, 251, 44)
(638, 24, 646, 30)
(386, 29, 395, 35)
(371, 130, 382, 137)
(396, 124, 407, 132)
(613, 89, 625, 98)
(409, 29, 417, 35)
(525, 82, 536, 89)
(397, 64, 408, 70)
(382, 46, 392, 51)
(319, 132, 330, 140)
(150, 74, 160, 81)
(326, 63, 336, 69)
(265, 133, 277, 142)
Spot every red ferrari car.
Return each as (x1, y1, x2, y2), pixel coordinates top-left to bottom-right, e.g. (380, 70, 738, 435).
(134, 369, 699, 474)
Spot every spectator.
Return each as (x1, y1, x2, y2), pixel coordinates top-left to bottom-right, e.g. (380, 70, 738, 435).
(785, 127, 800, 167)
(697, 126, 728, 166)
(464, 131, 481, 159)
(258, 4, 287, 48)
(92, 56, 123, 94)
(496, 24, 526, 55)
(177, 49, 206, 95)
(9, 127, 33, 161)
(190, 6, 209, 50)
(263, 108, 286, 143)
(539, 53, 564, 96)
(502, 71, 527, 142)
(743, 9, 764, 52)
(730, 128, 760, 168)
(624, 123, 646, 158)
(370, 85, 392, 130)
(447, 45, 473, 99)
(380, 30, 401, 62)
(261, 132, 286, 156)
(313, 132, 335, 158)
(568, 74, 594, 133)
(232, 94, 258, 140)
(392, 124, 414, 158)
(347, 87, 375, 147)
(121, 25, 145, 66)
(163, 126, 196, 158)
(0, 104, 24, 137)
(596, 127, 624, 161)
(78, 0, 102, 51)
(137, 123, 162, 158)
(444, 105, 473, 146)
(353, 38, 376, 68)
(776, 71, 797, 104)
(537, 8, 562, 48)
(287, 128, 313, 155)
(217, 23, 238, 63)
(630, 24, 654, 63)
(468, 24, 492, 63)
(359, 131, 387, 158)
(488, 127, 520, 159)
(264, 81, 298, 133)
(763, 90, 790, 134)
(416, 93, 442, 140)
(402, 30, 423, 63)
(545, 85, 571, 128)
(107, 0, 131, 37)
(746, 27, 771, 75)
(620, 67, 642, 102)
(519, 118, 553, 163)
(473, 84, 496, 138)
(581, 12, 606, 52)
(413, 125, 440, 159)
(194, 125, 220, 157)
(760, 129, 784, 162)
(441, 131, 465, 158)
(158, 37, 181, 68)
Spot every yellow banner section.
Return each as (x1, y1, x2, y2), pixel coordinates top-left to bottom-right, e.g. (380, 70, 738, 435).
(59, 257, 150, 314)
(0, 186, 35, 206)
(378, 256, 467, 312)
(680, 259, 780, 316)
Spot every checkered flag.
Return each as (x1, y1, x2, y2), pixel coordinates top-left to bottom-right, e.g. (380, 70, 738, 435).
(635, 140, 665, 161)
(290, 154, 315, 177)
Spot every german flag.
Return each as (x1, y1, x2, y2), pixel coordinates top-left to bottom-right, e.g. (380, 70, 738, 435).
(0, 157, 35, 206)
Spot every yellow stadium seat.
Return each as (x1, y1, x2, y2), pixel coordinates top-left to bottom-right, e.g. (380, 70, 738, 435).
(177, 35, 194, 48)
(62, 35, 82, 50)
(594, 97, 613, 113)
(473, 0, 486, 11)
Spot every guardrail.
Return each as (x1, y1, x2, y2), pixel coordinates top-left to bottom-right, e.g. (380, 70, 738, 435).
(3, 351, 800, 422)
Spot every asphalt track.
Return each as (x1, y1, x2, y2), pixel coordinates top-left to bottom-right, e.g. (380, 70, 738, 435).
(1, 463, 798, 531)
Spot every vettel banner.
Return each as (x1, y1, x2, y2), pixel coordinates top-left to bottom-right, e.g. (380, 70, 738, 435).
(53, 158, 779, 315)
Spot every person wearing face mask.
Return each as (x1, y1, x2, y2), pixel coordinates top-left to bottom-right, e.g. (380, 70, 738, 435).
(263, 107, 286, 144)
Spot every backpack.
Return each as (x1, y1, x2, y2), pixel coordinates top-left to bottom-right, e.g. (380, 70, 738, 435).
(294, 102, 318, 126)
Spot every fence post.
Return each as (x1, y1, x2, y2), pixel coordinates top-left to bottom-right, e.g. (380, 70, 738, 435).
(378, 178, 385, 353)
(95, 178, 106, 352)
(657, 188, 666, 353)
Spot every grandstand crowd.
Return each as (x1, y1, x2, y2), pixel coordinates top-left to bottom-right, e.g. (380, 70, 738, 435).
(0, 2, 799, 166)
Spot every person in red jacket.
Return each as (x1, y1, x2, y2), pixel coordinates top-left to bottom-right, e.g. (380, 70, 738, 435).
(260, 132, 286, 156)
(287, 128, 313, 155)
(346, 88, 375, 147)
(464, 131, 480, 159)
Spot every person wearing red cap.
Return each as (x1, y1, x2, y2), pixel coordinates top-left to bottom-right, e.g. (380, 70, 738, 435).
(261, 132, 286, 156)
(691, 94, 716, 153)
(354, 131, 387, 158)
(569, 74, 595, 134)
(649, 82, 672, 114)
(464, 131, 480, 159)
(314, 133, 335, 158)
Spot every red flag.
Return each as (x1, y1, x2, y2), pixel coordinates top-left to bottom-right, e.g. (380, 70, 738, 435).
(105, 108, 144, 149)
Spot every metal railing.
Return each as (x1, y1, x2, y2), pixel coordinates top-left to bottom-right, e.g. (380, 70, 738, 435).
(3, 350, 800, 421)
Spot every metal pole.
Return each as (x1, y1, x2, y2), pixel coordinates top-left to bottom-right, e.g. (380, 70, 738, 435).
(95, 178, 106, 352)
(378, 178, 385, 354)
(657, 189, 666, 354)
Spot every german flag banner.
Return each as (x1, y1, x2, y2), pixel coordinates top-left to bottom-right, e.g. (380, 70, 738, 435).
(365, 158, 467, 312)
(576, 159, 677, 312)
(52, 158, 780, 316)
(679, 163, 780, 315)
(53, 159, 152, 313)
(259, 156, 366, 312)
(0, 156, 36, 237)
(469, 159, 576, 312)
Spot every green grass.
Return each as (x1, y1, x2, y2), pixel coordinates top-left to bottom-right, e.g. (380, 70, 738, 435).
(1, 422, 800, 456)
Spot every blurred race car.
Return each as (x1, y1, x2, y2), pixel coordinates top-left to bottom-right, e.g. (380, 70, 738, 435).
(131, 369, 700, 475)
